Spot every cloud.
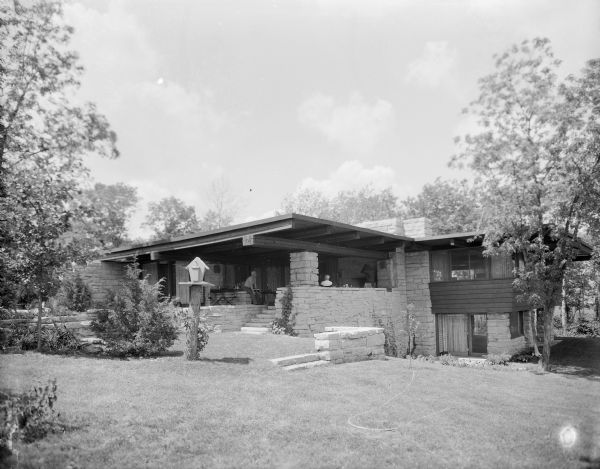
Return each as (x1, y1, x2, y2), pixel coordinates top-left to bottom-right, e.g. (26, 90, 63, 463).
(405, 41, 458, 87)
(294, 160, 411, 198)
(298, 92, 395, 153)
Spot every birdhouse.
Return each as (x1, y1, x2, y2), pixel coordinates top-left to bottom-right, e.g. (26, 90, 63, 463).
(186, 257, 210, 283)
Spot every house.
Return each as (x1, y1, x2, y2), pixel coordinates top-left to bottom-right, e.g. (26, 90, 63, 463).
(81, 213, 592, 357)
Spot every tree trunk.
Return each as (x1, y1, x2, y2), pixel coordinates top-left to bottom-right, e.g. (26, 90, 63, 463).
(561, 279, 567, 335)
(541, 305, 554, 372)
(595, 295, 599, 321)
(37, 292, 43, 352)
(529, 310, 541, 356)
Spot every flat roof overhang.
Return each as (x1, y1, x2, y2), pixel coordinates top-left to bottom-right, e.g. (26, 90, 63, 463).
(102, 213, 411, 263)
(414, 231, 593, 261)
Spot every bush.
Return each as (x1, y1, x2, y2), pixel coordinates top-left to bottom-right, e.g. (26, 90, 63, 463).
(569, 318, 600, 337)
(374, 315, 401, 357)
(57, 273, 92, 312)
(485, 353, 511, 366)
(271, 286, 296, 336)
(1, 323, 80, 353)
(91, 264, 177, 357)
(439, 354, 461, 366)
(510, 351, 540, 363)
(0, 380, 62, 455)
(177, 312, 211, 360)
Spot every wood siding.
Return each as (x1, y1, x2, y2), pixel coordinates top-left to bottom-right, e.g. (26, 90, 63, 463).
(430, 279, 525, 314)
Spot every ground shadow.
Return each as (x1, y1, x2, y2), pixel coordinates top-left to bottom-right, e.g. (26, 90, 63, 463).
(197, 357, 252, 365)
(549, 338, 600, 381)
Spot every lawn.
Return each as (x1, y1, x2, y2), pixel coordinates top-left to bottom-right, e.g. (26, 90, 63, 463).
(1, 333, 599, 468)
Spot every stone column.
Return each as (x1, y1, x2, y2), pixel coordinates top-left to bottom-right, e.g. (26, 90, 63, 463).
(290, 251, 319, 287)
(405, 250, 436, 355)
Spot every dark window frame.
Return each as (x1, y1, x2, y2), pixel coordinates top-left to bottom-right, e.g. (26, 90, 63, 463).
(509, 311, 524, 339)
(430, 248, 514, 282)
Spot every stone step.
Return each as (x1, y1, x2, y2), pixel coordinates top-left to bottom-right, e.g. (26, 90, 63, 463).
(256, 313, 277, 319)
(245, 322, 273, 328)
(240, 327, 270, 335)
(270, 353, 322, 367)
(282, 361, 332, 371)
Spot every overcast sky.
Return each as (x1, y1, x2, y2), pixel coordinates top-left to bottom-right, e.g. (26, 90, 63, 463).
(64, 0, 600, 238)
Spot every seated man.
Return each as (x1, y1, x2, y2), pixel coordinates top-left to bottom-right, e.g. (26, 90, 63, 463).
(243, 270, 260, 304)
(320, 274, 333, 287)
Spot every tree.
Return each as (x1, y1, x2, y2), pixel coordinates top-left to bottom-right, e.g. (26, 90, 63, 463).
(0, 1, 118, 348)
(143, 196, 199, 240)
(200, 176, 237, 231)
(279, 185, 399, 224)
(400, 178, 482, 234)
(68, 182, 139, 258)
(453, 38, 600, 370)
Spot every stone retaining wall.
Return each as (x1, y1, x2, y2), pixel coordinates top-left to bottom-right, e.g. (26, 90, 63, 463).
(487, 312, 530, 356)
(275, 286, 402, 337)
(314, 326, 385, 364)
(201, 305, 263, 332)
(76, 261, 127, 306)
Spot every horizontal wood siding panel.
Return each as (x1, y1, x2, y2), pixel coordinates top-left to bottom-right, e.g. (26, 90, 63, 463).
(430, 279, 522, 314)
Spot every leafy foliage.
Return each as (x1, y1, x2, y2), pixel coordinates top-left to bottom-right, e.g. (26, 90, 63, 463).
(374, 315, 400, 357)
(56, 272, 92, 312)
(0, 380, 62, 455)
(144, 196, 200, 240)
(452, 38, 600, 370)
(280, 185, 399, 224)
(1, 323, 80, 352)
(176, 309, 211, 360)
(484, 353, 511, 366)
(0, 1, 118, 347)
(91, 264, 177, 356)
(271, 286, 296, 336)
(400, 178, 482, 234)
(68, 182, 139, 257)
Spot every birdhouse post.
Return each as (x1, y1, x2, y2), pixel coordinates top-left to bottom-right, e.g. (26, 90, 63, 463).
(179, 257, 215, 360)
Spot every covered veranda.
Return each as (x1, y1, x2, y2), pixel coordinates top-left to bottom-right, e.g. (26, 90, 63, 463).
(101, 214, 410, 307)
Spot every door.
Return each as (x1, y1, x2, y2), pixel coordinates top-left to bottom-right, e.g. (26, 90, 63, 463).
(437, 314, 488, 356)
(470, 314, 488, 355)
(438, 314, 469, 356)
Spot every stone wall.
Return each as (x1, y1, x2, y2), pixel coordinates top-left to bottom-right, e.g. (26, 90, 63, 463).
(290, 251, 319, 287)
(314, 327, 385, 363)
(275, 285, 404, 338)
(76, 261, 127, 306)
(201, 305, 263, 332)
(405, 251, 436, 355)
(487, 313, 529, 355)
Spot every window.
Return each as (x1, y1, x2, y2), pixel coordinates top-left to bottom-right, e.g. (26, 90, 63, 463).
(510, 311, 524, 338)
(430, 249, 514, 282)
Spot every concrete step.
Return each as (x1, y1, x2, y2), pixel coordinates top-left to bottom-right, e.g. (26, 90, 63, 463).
(256, 313, 277, 319)
(245, 322, 273, 328)
(270, 353, 322, 367)
(240, 327, 270, 335)
(282, 361, 332, 371)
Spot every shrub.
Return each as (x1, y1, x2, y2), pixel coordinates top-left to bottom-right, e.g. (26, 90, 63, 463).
(439, 354, 461, 366)
(0, 380, 62, 455)
(569, 318, 600, 337)
(176, 307, 211, 360)
(271, 286, 296, 336)
(1, 323, 80, 353)
(510, 351, 540, 363)
(91, 263, 177, 357)
(374, 315, 400, 357)
(485, 353, 511, 366)
(57, 273, 92, 312)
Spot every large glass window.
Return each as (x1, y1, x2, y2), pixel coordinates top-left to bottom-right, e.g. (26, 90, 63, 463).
(430, 248, 513, 282)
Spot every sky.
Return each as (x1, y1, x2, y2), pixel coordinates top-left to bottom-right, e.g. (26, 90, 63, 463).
(63, 0, 600, 238)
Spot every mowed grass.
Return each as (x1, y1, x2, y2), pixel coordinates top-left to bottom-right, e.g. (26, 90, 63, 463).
(1, 333, 599, 469)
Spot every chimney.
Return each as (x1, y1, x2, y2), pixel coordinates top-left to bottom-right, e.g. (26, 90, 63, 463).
(402, 217, 433, 238)
(355, 218, 405, 236)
